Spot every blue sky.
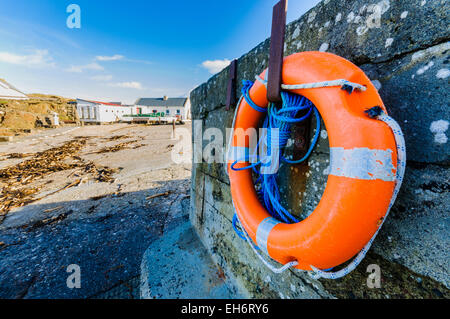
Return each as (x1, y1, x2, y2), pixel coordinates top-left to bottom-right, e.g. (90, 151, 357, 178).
(0, 0, 321, 103)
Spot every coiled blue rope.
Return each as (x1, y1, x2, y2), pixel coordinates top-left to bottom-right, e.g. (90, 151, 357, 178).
(231, 81, 320, 227)
(242, 80, 267, 113)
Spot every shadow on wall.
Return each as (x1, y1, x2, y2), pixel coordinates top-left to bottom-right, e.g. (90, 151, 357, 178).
(0, 179, 190, 299)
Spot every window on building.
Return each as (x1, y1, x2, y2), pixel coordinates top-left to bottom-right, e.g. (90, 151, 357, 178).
(166, 109, 170, 114)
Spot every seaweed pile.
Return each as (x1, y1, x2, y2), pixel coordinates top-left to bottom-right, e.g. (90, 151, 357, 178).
(0, 137, 118, 219)
(88, 135, 145, 154)
(93, 140, 140, 154)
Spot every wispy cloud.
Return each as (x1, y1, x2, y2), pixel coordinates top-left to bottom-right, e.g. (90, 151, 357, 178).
(201, 59, 231, 74)
(109, 81, 143, 90)
(0, 49, 54, 68)
(95, 54, 151, 65)
(65, 62, 104, 73)
(95, 54, 124, 61)
(125, 58, 152, 65)
(90, 74, 113, 81)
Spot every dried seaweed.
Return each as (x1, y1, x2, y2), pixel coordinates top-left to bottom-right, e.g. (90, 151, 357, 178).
(7, 153, 34, 159)
(131, 143, 145, 149)
(0, 137, 120, 218)
(0, 138, 87, 183)
(146, 191, 171, 201)
(83, 162, 118, 182)
(103, 135, 131, 141)
(90, 140, 139, 154)
(24, 211, 73, 231)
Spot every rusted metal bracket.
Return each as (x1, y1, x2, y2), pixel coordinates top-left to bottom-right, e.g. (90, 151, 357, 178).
(267, 0, 287, 103)
(292, 116, 312, 161)
(226, 59, 237, 110)
(267, 0, 311, 160)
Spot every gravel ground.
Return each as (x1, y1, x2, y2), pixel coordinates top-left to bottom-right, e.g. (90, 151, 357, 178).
(0, 123, 192, 298)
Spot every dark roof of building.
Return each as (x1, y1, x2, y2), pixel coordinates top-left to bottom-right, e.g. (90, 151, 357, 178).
(135, 97, 187, 107)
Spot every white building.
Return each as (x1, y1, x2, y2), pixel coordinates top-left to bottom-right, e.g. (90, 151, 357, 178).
(76, 99, 132, 123)
(134, 96, 191, 120)
(0, 79, 28, 100)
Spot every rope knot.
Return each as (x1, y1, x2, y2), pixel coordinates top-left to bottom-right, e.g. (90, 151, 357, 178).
(241, 80, 254, 95)
(341, 83, 355, 94)
(241, 80, 267, 113)
(365, 106, 384, 119)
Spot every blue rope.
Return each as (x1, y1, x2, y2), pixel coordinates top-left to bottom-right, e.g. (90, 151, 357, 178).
(242, 80, 267, 113)
(230, 155, 261, 171)
(231, 83, 320, 226)
(282, 107, 320, 164)
(232, 213, 246, 240)
(232, 213, 261, 251)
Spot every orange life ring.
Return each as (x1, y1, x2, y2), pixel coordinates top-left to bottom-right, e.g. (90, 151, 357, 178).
(228, 51, 397, 271)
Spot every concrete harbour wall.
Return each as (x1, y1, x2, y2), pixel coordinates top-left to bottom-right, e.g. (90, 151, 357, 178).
(190, 0, 449, 298)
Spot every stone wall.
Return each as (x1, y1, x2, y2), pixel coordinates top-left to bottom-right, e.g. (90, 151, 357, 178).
(190, 0, 449, 298)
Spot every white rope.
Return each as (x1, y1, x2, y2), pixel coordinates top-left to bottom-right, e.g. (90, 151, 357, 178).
(309, 112, 406, 279)
(255, 74, 367, 92)
(233, 206, 298, 274)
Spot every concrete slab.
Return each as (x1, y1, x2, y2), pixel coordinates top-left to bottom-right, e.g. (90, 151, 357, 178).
(140, 219, 242, 299)
(0, 123, 193, 298)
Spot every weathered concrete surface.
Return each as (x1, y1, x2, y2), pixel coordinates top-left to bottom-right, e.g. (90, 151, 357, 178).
(0, 124, 192, 298)
(140, 217, 244, 299)
(190, 172, 333, 299)
(0, 188, 188, 299)
(190, 0, 449, 298)
(360, 42, 450, 163)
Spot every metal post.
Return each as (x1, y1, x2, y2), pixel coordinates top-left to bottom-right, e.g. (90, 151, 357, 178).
(267, 0, 287, 103)
(172, 119, 176, 140)
(226, 59, 237, 110)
